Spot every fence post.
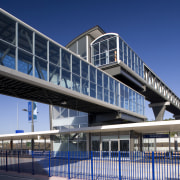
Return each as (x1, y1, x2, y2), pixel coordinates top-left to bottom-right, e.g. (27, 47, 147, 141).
(6, 150, 8, 171)
(32, 150, 34, 175)
(48, 151, 51, 177)
(119, 151, 121, 180)
(152, 151, 155, 180)
(68, 151, 70, 179)
(18, 151, 20, 173)
(91, 151, 93, 180)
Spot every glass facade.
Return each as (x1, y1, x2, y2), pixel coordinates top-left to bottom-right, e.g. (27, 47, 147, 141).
(0, 11, 145, 116)
(91, 33, 144, 78)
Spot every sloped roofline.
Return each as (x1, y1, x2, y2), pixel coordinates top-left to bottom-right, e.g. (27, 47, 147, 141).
(66, 25, 105, 48)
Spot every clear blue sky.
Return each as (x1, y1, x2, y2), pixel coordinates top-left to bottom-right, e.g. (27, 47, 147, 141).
(0, 0, 180, 134)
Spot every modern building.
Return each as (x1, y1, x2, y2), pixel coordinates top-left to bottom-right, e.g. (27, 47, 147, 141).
(0, 8, 180, 153)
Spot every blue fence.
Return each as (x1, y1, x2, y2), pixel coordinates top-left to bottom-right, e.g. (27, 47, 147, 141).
(0, 150, 180, 179)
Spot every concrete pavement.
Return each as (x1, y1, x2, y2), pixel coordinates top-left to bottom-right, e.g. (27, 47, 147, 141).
(0, 171, 80, 180)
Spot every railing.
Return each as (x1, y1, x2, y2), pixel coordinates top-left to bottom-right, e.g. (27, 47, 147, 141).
(0, 150, 180, 179)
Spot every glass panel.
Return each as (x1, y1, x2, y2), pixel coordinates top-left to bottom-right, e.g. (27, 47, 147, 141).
(0, 41, 15, 69)
(0, 12, 15, 44)
(93, 55, 99, 66)
(110, 78, 114, 91)
(109, 37, 116, 50)
(69, 109, 78, 117)
(18, 50, 33, 75)
(104, 89, 109, 103)
(102, 141, 109, 151)
(119, 38, 123, 61)
(49, 42, 60, 66)
(61, 49, 71, 71)
(120, 140, 129, 151)
(97, 86, 102, 100)
(110, 92, 114, 105)
(35, 34, 47, 60)
(82, 78, 89, 95)
(72, 74, 80, 92)
(125, 86, 129, 110)
(35, 57, 47, 80)
(115, 81, 120, 106)
(90, 82, 96, 98)
(61, 69, 71, 89)
(92, 140, 100, 151)
(100, 40, 108, 53)
(132, 51, 135, 71)
(18, 24, 33, 52)
(120, 84, 125, 108)
(133, 91, 136, 112)
(93, 43, 99, 55)
(111, 141, 118, 151)
(104, 74, 108, 89)
(90, 66, 96, 83)
(78, 141, 86, 151)
(109, 50, 116, 63)
(49, 63, 60, 85)
(97, 70, 102, 86)
(72, 55, 80, 75)
(124, 43, 127, 65)
(128, 47, 131, 68)
(135, 54, 139, 74)
(81, 60, 88, 79)
(100, 53, 106, 65)
(60, 107, 68, 118)
(129, 89, 133, 111)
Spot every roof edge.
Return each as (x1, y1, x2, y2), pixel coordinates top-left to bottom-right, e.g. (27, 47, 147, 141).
(66, 25, 105, 48)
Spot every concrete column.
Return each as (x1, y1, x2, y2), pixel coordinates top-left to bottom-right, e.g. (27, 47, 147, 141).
(149, 102, 170, 121)
(139, 133, 143, 152)
(44, 138, 46, 151)
(10, 140, 13, 150)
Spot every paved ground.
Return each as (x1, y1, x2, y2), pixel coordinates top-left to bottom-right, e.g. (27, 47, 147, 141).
(0, 171, 79, 180)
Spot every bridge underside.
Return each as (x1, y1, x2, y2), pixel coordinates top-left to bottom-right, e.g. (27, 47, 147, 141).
(0, 65, 146, 124)
(0, 67, 115, 114)
(100, 63, 180, 116)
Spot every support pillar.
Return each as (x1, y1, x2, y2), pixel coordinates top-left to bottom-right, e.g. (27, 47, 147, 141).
(139, 133, 143, 152)
(31, 139, 34, 151)
(149, 102, 170, 121)
(44, 138, 46, 151)
(10, 140, 13, 150)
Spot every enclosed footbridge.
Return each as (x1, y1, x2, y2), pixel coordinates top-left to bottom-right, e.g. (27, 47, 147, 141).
(0, 9, 145, 122)
(90, 33, 180, 120)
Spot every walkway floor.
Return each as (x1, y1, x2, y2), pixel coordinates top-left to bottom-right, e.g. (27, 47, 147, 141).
(0, 171, 80, 180)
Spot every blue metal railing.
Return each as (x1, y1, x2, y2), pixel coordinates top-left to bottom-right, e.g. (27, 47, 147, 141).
(0, 150, 180, 179)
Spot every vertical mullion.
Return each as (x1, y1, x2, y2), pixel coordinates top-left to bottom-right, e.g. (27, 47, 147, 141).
(32, 32, 35, 77)
(15, 22, 18, 71)
(47, 41, 49, 82)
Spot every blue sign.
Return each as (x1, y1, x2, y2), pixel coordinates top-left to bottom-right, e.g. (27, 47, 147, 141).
(143, 134, 169, 138)
(15, 130, 24, 133)
(28, 101, 37, 121)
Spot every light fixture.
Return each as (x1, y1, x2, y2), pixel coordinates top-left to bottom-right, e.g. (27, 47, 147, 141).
(60, 100, 67, 105)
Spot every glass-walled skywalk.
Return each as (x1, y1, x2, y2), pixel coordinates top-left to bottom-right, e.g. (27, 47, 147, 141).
(0, 9, 145, 116)
(91, 33, 144, 78)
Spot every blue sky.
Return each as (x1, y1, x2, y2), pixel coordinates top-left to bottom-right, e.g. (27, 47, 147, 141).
(0, 0, 180, 134)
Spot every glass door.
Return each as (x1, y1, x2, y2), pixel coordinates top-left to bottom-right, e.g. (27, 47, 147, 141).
(120, 140, 129, 157)
(102, 141, 109, 157)
(111, 140, 118, 157)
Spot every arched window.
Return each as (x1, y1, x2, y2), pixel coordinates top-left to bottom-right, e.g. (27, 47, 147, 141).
(91, 33, 118, 66)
